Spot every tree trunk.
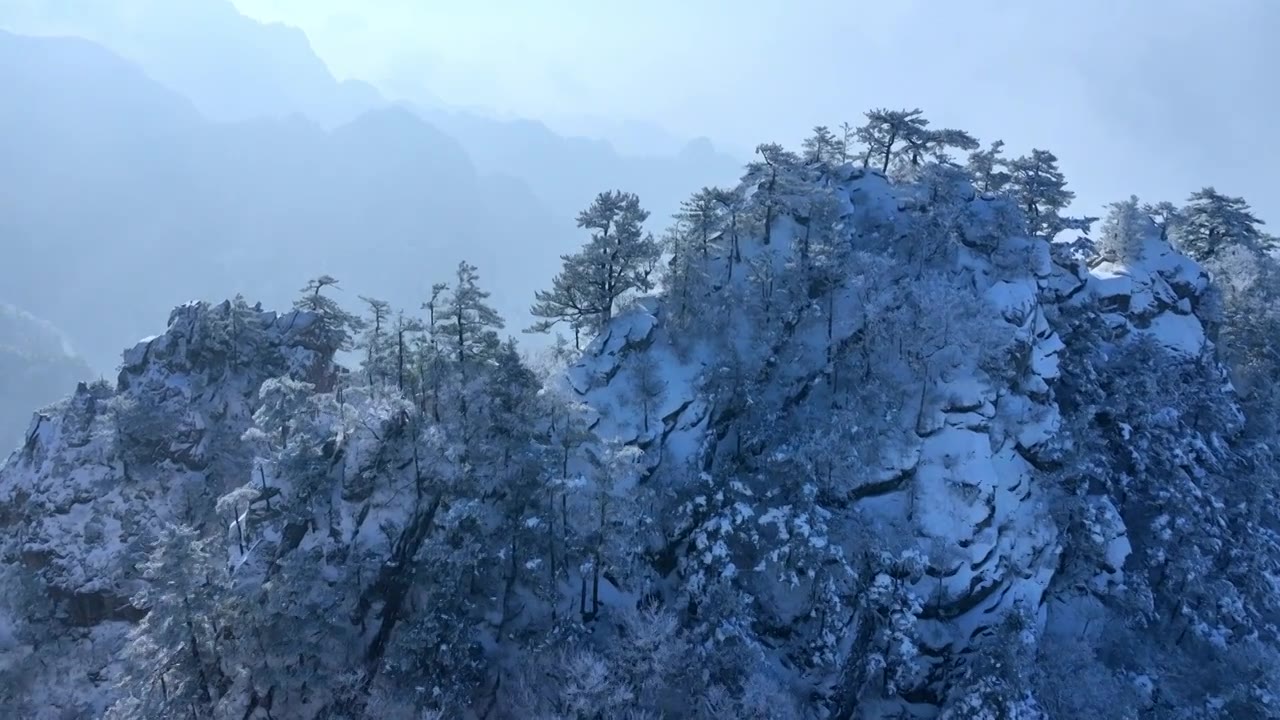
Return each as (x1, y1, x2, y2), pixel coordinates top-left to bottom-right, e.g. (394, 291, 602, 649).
(591, 550, 601, 618)
(881, 126, 898, 174)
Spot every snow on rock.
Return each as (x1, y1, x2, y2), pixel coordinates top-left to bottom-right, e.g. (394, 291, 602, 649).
(1084, 235, 1212, 356)
(0, 299, 329, 716)
(567, 170, 1066, 703)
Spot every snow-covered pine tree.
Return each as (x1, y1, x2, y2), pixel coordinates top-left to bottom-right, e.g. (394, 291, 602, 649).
(966, 139, 1011, 194)
(1004, 148, 1096, 239)
(1098, 196, 1150, 264)
(529, 191, 660, 348)
(1175, 186, 1269, 262)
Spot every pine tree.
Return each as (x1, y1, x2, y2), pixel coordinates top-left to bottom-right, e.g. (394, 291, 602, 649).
(838, 121, 857, 164)
(802, 125, 845, 166)
(436, 261, 503, 374)
(676, 187, 724, 262)
(293, 275, 364, 355)
(966, 140, 1011, 194)
(1175, 187, 1268, 262)
(743, 143, 803, 246)
(857, 108, 928, 173)
(1142, 200, 1182, 242)
(632, 352, 666, 435)
(713, 186, 746, 266)
(391, 310, 425, 394)
(855, 108, 977, 174)
(419, 281, 449, 419)
(907, 127, 978, 168)
(357, 295, 393, 390)
(1005, 149, 1096, 239)
(115, 525, 228, 718)
(529, 191, 659, 348)
(1098, 196, 1151, 264)
(435, 261, 503, 434)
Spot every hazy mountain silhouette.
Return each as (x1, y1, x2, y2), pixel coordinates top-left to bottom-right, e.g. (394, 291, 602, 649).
(0, 30, 572, 374)
(0, 0, 746, 371)
(415, 105, 743, 228)
(0, 0, 744, 222)
(0, 0, 383, 127)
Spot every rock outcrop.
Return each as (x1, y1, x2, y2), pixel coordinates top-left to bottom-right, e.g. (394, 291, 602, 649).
(0, 299, 325, 716)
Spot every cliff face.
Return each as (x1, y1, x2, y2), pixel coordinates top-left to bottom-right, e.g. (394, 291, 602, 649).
(565, 171, 1068, 690)
(561, 169, 1225, 710)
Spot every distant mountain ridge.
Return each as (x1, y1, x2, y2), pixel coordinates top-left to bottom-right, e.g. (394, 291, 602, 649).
(0, 0, 745, 372)
(0, 0, 744, 221)
(0, 29, 572, 376)
(0, 0, 383, 128)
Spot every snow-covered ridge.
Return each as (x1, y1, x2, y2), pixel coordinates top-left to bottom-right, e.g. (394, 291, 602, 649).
(4, 299, 324, 599)
(0, 299, 328, 713)
(0, 162, 1249, 717)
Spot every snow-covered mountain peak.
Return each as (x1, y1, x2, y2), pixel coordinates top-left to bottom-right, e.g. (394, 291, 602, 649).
(559, 163, 1069, 705)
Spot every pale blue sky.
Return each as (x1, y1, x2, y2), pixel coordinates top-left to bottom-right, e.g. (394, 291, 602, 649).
(236, 0, 1277, 224)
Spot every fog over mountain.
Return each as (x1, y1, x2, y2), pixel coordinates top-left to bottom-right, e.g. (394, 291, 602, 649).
(0, 27, 565, 373)
(0, 0, 742, 380)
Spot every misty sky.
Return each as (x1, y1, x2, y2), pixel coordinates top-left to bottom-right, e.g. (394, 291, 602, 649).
(229, 0, 1279, 226)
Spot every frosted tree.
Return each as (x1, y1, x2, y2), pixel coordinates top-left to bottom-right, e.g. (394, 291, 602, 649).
(293, 275, 364, 356)
(908, 126, 979, 167)
(357, 295, 393, 390)
(861, 550, 926, 700)
(713, 185, 746, 265)
(941, 608, 1045, 720)
(802, 125, 845, 166)
(966, 139, 1012, 194)
(1175, 186, 1268, 262)
(436, 260, 503, 375)
(529, 190, 660, 347)
(483, 339, 560, 623)
(609, 602, 695, 714)
(632, 351, 667, 435)
(113, 525, 228, 718)
(482, 337, 543, 467)
(1142, 200, 1183, 242)
(742, 142, 803, 245)
(662, 224, 700, 325)
(857, 108, 930, 173)
(249, 376, 315, 448)
(1005, 149, 1096, 239)
(390, 310, 424, 393)
(1098, 196, 1150, 263)
(676, 187, 725, 262)
(856, 108, 977, 174)
(417, 281, 449, 419)
(576, 441, 646, 620)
